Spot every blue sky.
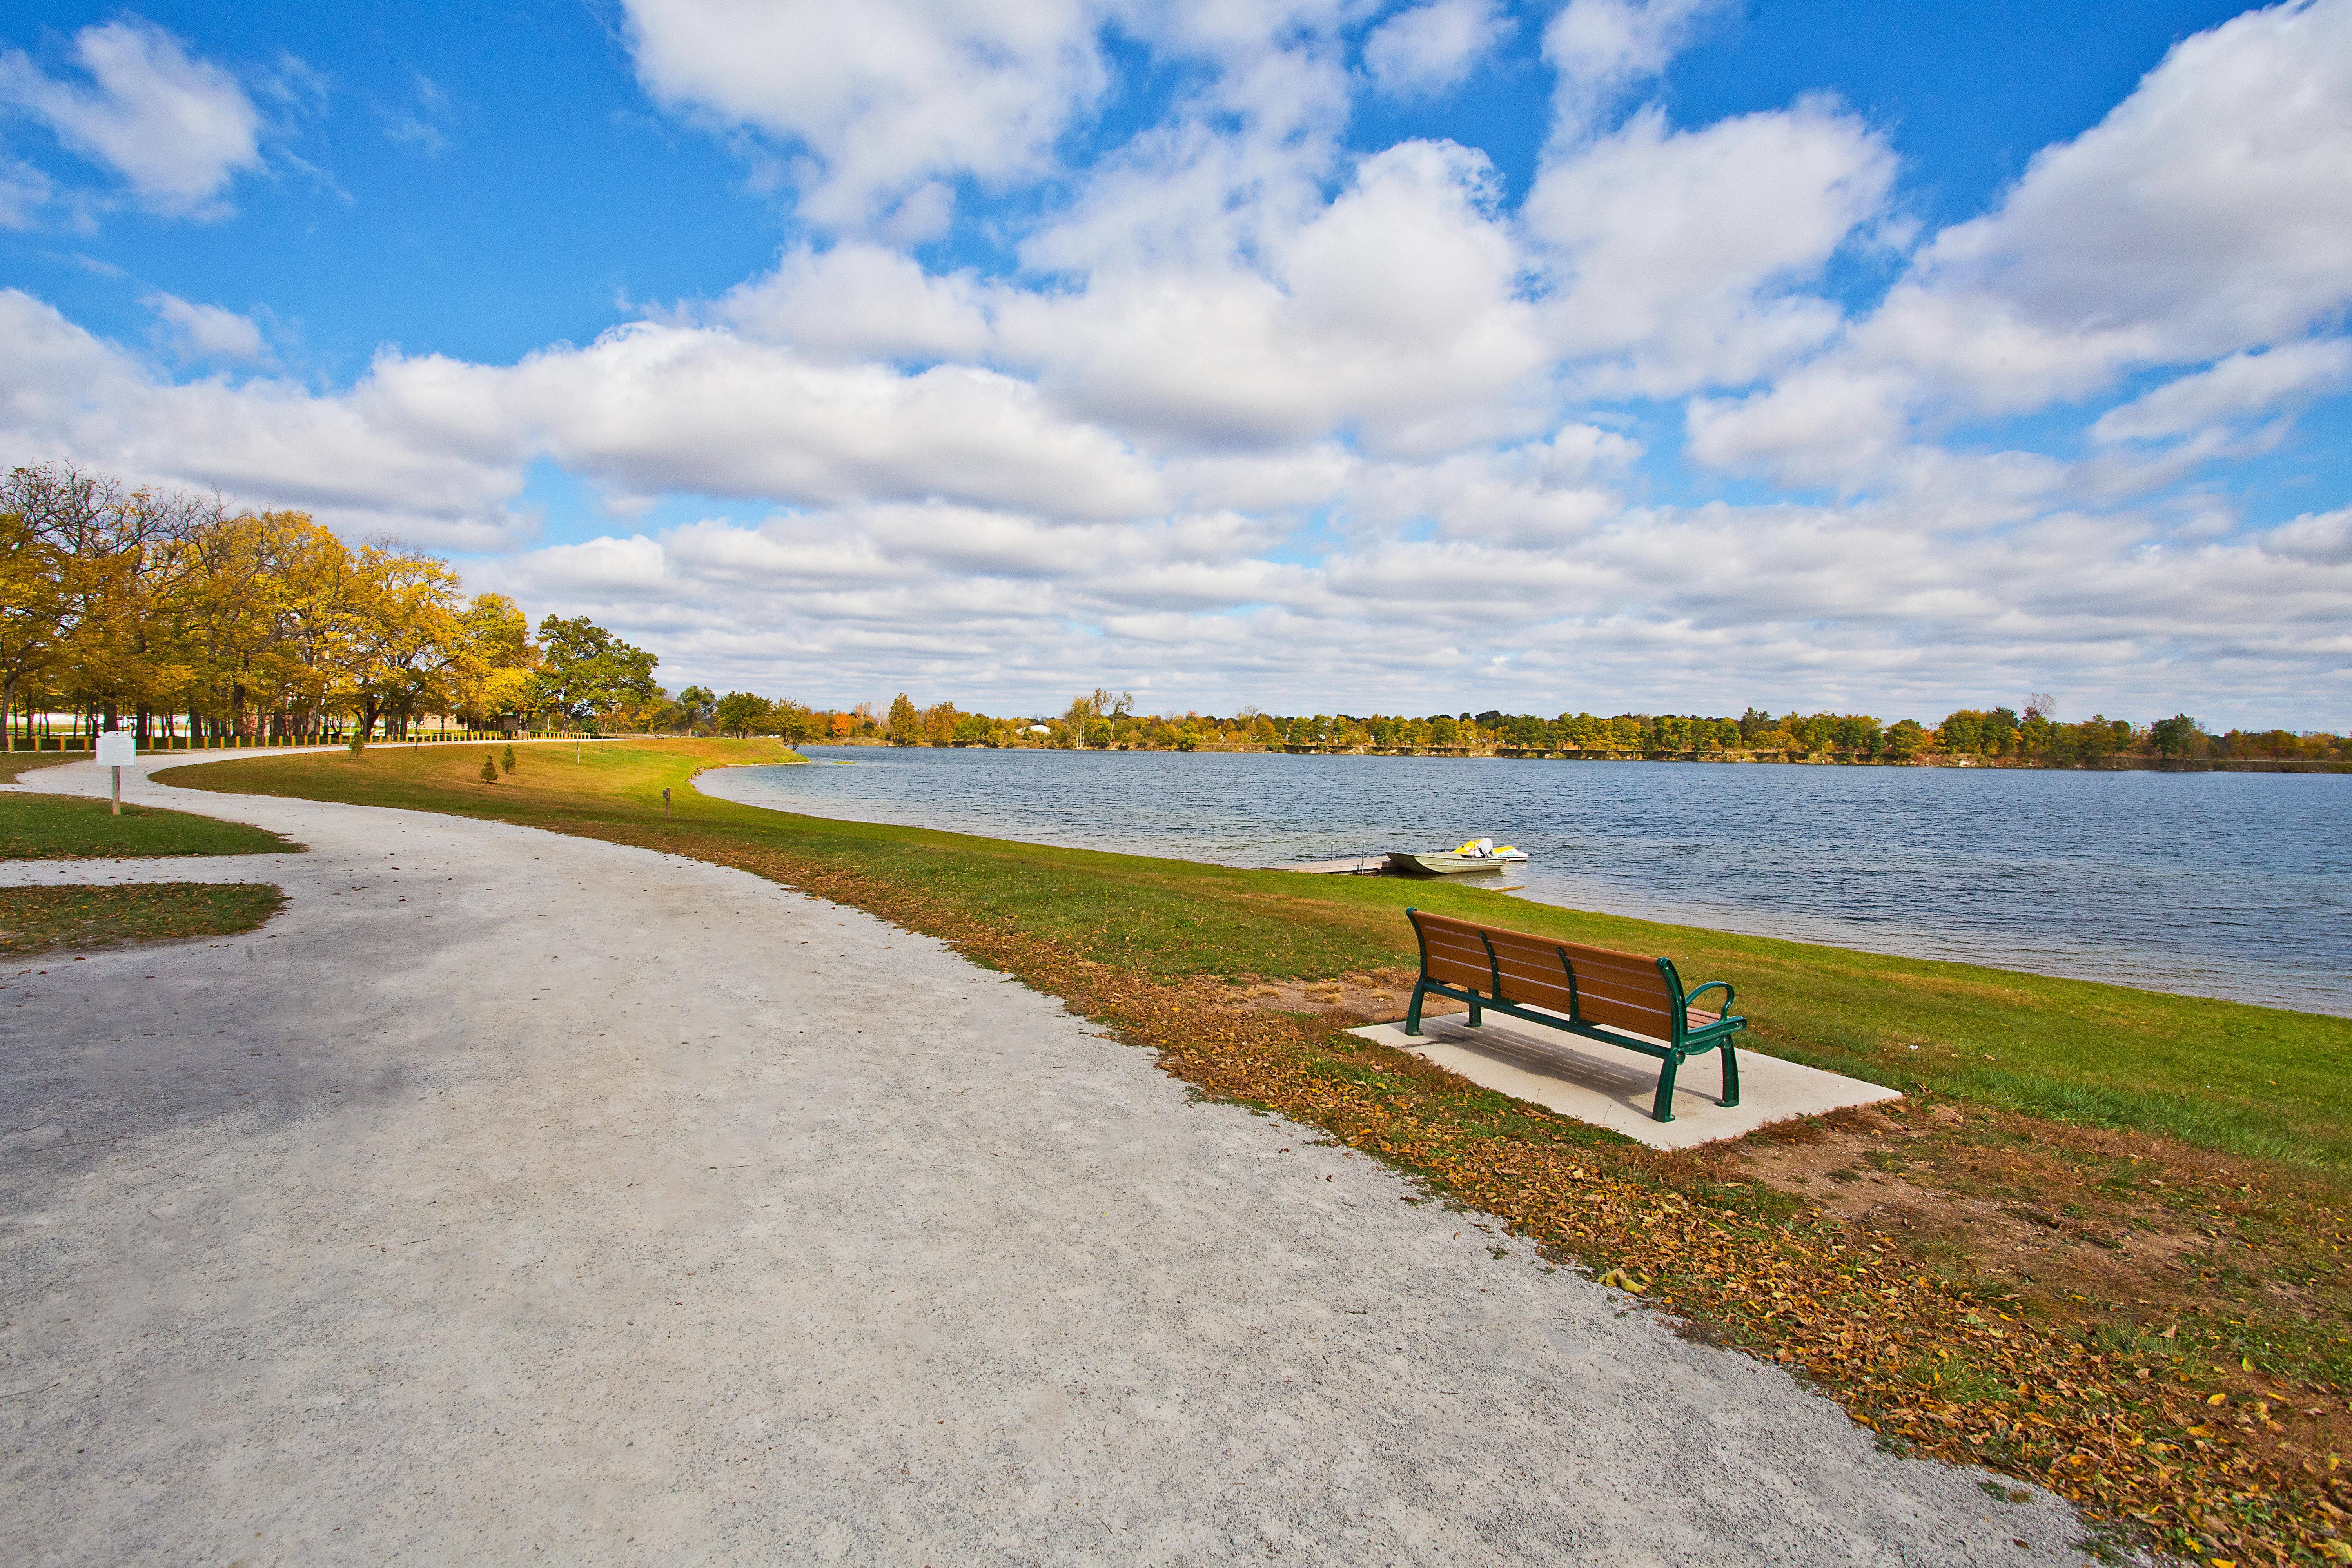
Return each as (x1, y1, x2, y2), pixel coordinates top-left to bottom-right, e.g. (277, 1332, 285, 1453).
(2, 0, 2347, 726)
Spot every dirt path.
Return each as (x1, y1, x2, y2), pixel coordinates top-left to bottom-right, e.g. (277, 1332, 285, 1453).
(1, 755, 2093, 1564)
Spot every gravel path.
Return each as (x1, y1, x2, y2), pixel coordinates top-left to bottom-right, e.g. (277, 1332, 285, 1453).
(2, 753, 2093, 1564)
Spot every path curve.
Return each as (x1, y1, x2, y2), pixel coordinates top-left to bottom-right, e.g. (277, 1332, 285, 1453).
(3, 753, 2090, 1564)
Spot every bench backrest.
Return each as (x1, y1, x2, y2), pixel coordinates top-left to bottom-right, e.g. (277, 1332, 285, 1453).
(1409, 909, 1679, 1038)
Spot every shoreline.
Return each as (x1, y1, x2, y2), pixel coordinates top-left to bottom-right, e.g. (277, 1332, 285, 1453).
(699, 756, 2349, 1019)
(793, 737, 2350, 772)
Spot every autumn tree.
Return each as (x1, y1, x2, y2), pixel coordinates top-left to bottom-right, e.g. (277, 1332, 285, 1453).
(921, 701, 962, 745)
(674, 685, 717, 732)
(886, 692, 921, 745)
(714, 691, 771, 736)
(339, 543, 465, 740)
(0, 502, 68, 750)
(446, 593, 539, 730)
(533, 615, 659, 731)
(2149, 714, 2203, 760)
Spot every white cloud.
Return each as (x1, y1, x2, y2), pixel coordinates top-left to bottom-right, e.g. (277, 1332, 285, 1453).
(1526, 100, 1896, 394)
(620, 0, 1115, 230)
(1900, 0, 2352, 393)
(1363, 0, 1508, 98)
(1541, 0, 1730, 140)
(382, 71, 454, 156)
(0, 19, 263, 216)
(1699, 0, 2352, 490)
(2259, 506, 2352, 566)
(2092, 338, 2352, 444)
(0, 290, 527, 548)
(143, 291, 269, 363)
(712, 244, 992, 364)
(0, 155, 52, 227)
(394, 322, 1165, 519)
(1003, 140, 1548, 456)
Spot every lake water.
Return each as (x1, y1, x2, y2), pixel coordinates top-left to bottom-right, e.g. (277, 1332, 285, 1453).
(696, 747, 2352, 1015)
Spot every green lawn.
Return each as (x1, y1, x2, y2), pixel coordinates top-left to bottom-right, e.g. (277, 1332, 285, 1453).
(0, 751, 90, 784)
(165, 737, 2352, 1173)
(0, 788, 299, 859)
(0, 882, 286, 956)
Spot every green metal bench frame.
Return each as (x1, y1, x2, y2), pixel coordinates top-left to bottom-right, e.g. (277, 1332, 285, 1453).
(1402, 908, 1746, 1123)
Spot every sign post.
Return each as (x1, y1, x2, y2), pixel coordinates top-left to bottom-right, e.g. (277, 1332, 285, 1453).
(94, 729, 135, 816)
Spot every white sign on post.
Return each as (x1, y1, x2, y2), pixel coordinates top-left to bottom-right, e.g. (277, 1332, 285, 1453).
(94, 730, 136, 767)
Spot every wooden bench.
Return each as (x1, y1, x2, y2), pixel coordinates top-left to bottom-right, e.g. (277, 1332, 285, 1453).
(1402, 908, 1746, 1123)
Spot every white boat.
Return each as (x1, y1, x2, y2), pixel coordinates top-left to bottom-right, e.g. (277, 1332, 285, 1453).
(1387, 838, 1529, 875)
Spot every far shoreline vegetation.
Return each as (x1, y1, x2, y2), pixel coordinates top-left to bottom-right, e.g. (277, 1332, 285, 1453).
(699, 688, 2352, 773)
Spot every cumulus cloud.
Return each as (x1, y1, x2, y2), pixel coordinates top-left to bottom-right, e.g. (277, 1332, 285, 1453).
(143, 291, 269, 363)
(1362, 0, 1509, 98)
(620, 0, 1115, 230)
(1526, 99, 1896, 394)
(0, 290, 526, 547)
(1542, 0, 1730, 140)
(1694, 0, 2352, 489)
(1002, 140, 1548, 456)
(2259, 507, 2352, 566)
(711, 243, 992, 364)
(0, 18, 263, 216)
(2092, 338, 2352, 444)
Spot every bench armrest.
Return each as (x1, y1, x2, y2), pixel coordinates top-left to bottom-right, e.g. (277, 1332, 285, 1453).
(1682, 980, 1735, 1022)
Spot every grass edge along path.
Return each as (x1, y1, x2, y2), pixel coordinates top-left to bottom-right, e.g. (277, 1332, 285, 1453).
(0, 791, 300, 859)
(162, 740, 2350, 1565)
(0, 882, 285, 957)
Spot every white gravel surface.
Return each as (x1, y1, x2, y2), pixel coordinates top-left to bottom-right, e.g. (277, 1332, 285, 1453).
(2, 753, 2097, 1564)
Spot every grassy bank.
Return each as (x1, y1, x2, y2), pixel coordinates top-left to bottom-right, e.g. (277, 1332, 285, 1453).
(0, 883, 286, 957)
(1, 789, 299, 859)
(162, 738, 2350, 1563)
(1, 751, 90, 785)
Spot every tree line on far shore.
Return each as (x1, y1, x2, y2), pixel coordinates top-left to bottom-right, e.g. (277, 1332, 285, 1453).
(2, 462, 662, 747)
(688, 686, 2350, 765)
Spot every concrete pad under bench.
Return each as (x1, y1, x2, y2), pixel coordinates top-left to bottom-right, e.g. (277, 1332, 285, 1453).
(1349, 1014, 1900, 1151)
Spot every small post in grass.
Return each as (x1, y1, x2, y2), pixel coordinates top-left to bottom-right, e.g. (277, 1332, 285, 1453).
(662, 786, 670, 818)
(96, 728, 134, 816)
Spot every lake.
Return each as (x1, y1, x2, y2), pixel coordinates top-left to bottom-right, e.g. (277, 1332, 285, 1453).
(696, 747, 2351, 1015)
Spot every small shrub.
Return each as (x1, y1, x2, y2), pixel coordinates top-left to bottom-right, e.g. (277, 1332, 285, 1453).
(480, 753, 498, 784)
(501, 744, 515, 773)
(347, 731, 365, 754)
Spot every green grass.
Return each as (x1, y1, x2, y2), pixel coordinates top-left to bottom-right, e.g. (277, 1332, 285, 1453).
(0, 789, 298, 859)
(0, 882, 286, 956)
(162, 737, 2352, 1173)
(0, 751, 90, 784)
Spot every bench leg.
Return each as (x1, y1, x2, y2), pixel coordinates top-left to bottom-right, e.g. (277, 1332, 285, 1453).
(1717, 1040, 1740, 1108)
(1405, 981, 1427, 1035)
(1650, 1051, 1683, 1123)
(1467, 993, 1483, 1027)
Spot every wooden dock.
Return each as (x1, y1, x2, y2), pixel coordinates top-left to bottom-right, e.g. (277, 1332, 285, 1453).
(1268, 855, 1390, 875)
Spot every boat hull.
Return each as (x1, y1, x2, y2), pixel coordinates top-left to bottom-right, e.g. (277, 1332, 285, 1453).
(1387, 851, 1518, 875)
